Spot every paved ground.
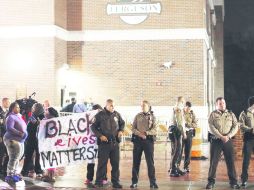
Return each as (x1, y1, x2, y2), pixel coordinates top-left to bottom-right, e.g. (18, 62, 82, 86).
(0, 143, 254, 189)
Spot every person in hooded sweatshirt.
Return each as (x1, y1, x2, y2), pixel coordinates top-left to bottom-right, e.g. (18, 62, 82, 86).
(21, 103, 44, 177)
(4, 102, 28, 183)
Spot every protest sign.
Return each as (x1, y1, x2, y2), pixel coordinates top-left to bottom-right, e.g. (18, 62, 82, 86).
(37, 110, 98, 169)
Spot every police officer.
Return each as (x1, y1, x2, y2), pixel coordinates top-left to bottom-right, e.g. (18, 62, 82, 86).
(91, 99, 125, 188)
(206, 97, 240, 189)
(0, 98, 10, 177)
(169, 96, 187, 177)
(130, 100, 158, 189)
(239, 96, 254, 188)
(178, 101, 198, 173)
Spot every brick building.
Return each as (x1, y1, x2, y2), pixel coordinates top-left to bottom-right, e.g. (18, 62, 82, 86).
(0, 0, 225, 137)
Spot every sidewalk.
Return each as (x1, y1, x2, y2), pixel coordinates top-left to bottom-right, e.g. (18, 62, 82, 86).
(0, 143, 253, 189)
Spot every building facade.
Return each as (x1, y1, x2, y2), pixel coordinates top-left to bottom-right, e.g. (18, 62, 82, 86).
(0, 0, 224, 113)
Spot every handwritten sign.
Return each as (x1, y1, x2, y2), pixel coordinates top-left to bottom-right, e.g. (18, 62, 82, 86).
(37, 110, 98, 169)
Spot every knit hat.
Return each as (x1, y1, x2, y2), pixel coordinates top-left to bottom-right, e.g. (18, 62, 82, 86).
(248, 96, 254, 107)
(48, 107, 59, 118)
(32, 103, 44, 116)
(185, 101, 192, 107)
(92, 104, 103, 111)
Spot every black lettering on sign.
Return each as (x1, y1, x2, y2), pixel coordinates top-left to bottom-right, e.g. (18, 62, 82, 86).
(68, 119, 78, 135)
(64, 150, 71, 163)
(57, 151, 63, 164)
(77, 118, 86, 133)
(80, 147, 86, 160)
(45, 120, 58, 138)
(87, 146, 95, 160)
(59, 120, 68, 136)
(40, 147, 97, 169)
(50, 152, 58, 167)
(40, 151, 50, 168)
(73, 148, 81, 161)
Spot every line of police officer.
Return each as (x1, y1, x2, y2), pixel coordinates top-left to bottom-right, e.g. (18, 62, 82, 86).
(239, 96, 254, 188)
(90, 96, 254, 189)
(91, 98, 198, 189)
(168, 97, 198, 177)
(206, 96, 254, 189)
(91, 99, 159, 189)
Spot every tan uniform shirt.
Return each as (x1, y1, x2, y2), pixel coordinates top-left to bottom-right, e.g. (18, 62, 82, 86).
(132, 112, 157, 136)
(239, 108, 254, 133)
(184, 110, 198, 130)
(208, 109, 238, 139)
(172, 107, 186, 135)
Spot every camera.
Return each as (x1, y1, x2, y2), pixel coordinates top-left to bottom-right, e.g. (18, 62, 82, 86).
(16, 92, 37, 118)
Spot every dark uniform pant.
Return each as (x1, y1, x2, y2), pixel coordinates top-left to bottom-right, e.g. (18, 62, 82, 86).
(241, 139, 254, 182)
(132, 139, 156, 184)
(208, 139, 237, 184)
(170, 133, 183, 172)
(179, 130, 193, 169)
(21, 141, 43, 175)
(96, 142, 120, 184)
(0, 140, 9, 175)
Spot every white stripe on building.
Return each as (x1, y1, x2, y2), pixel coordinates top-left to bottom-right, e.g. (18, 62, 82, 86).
(0, 25, 209, 44)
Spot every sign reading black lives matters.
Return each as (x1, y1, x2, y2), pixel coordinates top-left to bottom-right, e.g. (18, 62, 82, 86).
(107, 0, 162, 25)
(38, 110, 98, 169)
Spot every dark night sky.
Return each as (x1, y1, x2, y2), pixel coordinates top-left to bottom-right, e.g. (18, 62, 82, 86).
(224, 0, 254, 116)
(225, 0, 254, 35)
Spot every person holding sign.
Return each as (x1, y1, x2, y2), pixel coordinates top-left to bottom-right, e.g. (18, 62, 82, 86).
(91, 99, 125, 189)
(21, 103, 44, 178)
(84, 104, 103, 188)
(41, 107, 59, 183)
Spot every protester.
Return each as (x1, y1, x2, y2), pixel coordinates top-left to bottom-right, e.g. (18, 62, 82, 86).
(84, 104, 103, 188)
(61, 98, 76, 112)
(4, 102, 28, 183)
(21, 103, 44, 177)
(0, 98, 10, 177)
(41, 107, 59, 182)
(73, 99, 87, 113)
(43, 100, 50, 112)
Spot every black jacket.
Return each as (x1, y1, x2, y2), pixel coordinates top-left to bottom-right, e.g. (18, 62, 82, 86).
(0, 106, 7, 137)
(26, 114, 44, 143)
(91, 108, 125, 143)
(61, 102, 76, 113)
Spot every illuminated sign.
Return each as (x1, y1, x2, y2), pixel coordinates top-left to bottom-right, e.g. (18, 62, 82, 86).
(107, 0, 162, 25)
